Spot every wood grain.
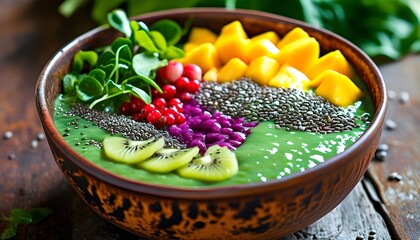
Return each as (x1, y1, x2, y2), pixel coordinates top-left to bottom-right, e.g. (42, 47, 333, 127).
(0, 0, 418, 239)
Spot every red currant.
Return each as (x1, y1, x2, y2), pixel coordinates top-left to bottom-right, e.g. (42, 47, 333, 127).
(146, 109, 162, 124)
(119, 102, 132, 115)
(175, 77, 190, 91)
(175, 113, 186, 124)
(179, 92, 192, 102)
(165, 61, 184, 83)
(132, 113, 143, 122)
(187, 79, 200, 93)
(141, 104, 156, 115)
(152, 98, 167, 109)
(182, 63, 202, 81)
(161, 84, 177, 100)
(130, 97, 146, 113)
(164, 113, 176, 126)
(155, 66, 166, 83)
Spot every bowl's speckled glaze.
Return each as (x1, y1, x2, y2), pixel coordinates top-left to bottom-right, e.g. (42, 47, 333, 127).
(36, 8, 387, 239)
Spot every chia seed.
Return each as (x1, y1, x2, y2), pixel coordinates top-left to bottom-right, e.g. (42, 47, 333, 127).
(8, 153, 16, 160)
(384, 119, 397, 130)
(194, 79, 358, 133)
(30, 140, 39, 149)
(398, 91, 409, 104)
(388, 172, 402, 182)
(67, 104, 185, 149)
(37, 132, 45, 141)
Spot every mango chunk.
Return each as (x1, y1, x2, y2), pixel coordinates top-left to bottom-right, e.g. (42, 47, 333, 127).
(276, 27, 310, 49)
(307, 50, 355, 80)
(219, 20, 248, 39)
(188, 27, 218, 44)
(267, 64, 310, 91)
(246, 39, 280, 62)
(313, 70, 364, 107)
(183, 42, 197, 52)
(203, 67, 218, 82)
(275, 37, 320, 76)
(251, 31, 279, 44)
(245, 56, 280, 86)
(214, 36, 250, 64)
(178, 43, 221, 73)
(217, 58, 248, 83)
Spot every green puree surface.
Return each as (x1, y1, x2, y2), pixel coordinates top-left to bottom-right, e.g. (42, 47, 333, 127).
(54, 95, 373, 188)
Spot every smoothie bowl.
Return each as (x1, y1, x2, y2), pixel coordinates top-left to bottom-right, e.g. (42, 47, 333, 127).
(36, 8, 387, 239)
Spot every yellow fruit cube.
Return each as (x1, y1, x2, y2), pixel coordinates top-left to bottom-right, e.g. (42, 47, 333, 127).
(214, 36, 250, 64)
(203, 67, 218, 82)
(188, 27, 218, 44)
(219, 20, 248, 39)
(217, 58, 248, 83)
(245, 56, 280, 86)
(267, 64, 310, 91)
(177, 43, 221, 73)
(246, 39, 280, 62)
(183, 42, 197, 52)
(251, 31, 280, 44)
(313, 70, 364, 107)
(276, 27, 310, 49)
(275, 37, 320, 75)
(306, 50, 355, 79)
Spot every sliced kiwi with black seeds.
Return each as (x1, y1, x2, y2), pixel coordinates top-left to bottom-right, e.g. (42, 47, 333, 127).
(102, 136, 164, 164)
(138, 147, 200, 173)
(177, 145, 239, 181)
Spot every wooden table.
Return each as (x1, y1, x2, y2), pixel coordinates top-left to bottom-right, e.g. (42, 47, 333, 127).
(1, 1, 418, 239)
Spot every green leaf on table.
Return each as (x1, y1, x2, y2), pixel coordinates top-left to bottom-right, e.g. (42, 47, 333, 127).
(150, 19, 183, 45)
(72, 50, 98, 73)
(135, 30, 159, 52)
(132, 52, 167, 77)
(107, 9, 132, 38)
(1, 208, 52, 240)
(76, 75, 104, 101)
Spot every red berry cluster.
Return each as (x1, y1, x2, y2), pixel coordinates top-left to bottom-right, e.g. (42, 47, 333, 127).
(119, 61, 202, 129)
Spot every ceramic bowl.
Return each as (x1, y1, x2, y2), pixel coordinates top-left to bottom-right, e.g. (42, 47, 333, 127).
(36, 8, 387, 239)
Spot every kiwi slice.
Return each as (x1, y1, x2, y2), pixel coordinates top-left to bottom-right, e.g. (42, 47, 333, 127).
(102, 136, 164, 164)
(138, 147, 200, 173)
(177, 145, 239, 181)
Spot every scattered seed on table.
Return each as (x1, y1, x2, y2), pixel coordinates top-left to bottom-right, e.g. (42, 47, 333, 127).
(377, 143, 389, 152)
(384, 119, 397, 130)
(388, 172, 402, 182)
(387, 90, 396, 100)
(8, 153, 16, 160)
(374, 150, 387, 161)
(30, 140, 39, 148)
(398, 91, 410, 104)
(367, 236, 375, 240)
(4, 131, 13, 140)
(369, 230, 376, 235)
(356, 236, 365, 240)
(37, 132, 45, 141)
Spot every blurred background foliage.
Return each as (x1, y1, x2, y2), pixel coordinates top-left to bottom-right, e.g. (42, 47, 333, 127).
(59, 0, 419, 62)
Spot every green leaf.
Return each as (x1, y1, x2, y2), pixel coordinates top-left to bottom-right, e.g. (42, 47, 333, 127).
(107, 9, 132, 38)
(150, 19, 183, 45)
(97, 51, 115, 66)
(89, 69, 106, 84)
(1, 208, 52, 240)
(132, 52, 167, 77)
(106, 79, 123, 94)
(91, 0, 126, 24)
(111, 38, 133, 61)
(135, 30, 159, 52)
(125, 83, 151, 104)
(76, 75, 104, 101)
(149, 31, 168, 51)
(72, 50, 98, 73)
(62, 74, 79, 94)
(98, 63, 115, 79)
(58, 0, 87, 17)
(123, 75, 162, 93)
(163, 45, 185, 59)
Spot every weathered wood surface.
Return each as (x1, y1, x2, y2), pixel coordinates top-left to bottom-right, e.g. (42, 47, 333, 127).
(0, 1, 417, 239)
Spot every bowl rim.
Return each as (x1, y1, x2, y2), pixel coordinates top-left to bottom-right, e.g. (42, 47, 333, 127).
(36, 7, 387, 199)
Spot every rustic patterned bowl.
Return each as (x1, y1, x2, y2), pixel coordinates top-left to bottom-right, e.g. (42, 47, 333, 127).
(36, 8, 387, 239)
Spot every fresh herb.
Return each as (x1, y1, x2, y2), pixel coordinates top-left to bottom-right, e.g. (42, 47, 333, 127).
(1, 208, 53, 239)
(63, 9, 185, 111)
(58, 0, 419, 62)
